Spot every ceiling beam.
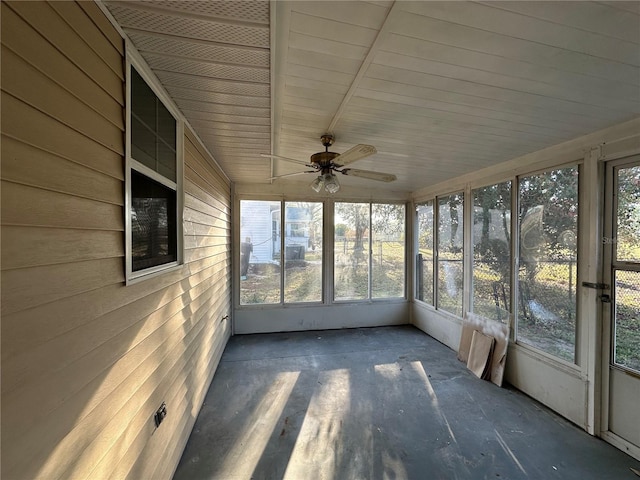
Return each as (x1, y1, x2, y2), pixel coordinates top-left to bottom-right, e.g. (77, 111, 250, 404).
(326, 1, 401, 135)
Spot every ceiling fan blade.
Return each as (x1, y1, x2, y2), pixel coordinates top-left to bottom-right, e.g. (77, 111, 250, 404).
(332, 144, 377, 166)
(268, 170, 315, 180)
(341, 168, 396, 182)
(261, 153, 314, 168)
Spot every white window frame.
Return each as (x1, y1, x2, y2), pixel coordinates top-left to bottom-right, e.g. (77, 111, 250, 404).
(415, 199, 435, 306)
(469, 180, 513, 323)
(333, 201, 407, 302)
(125, 50, 184, 284)
(514, 163, 581, 365)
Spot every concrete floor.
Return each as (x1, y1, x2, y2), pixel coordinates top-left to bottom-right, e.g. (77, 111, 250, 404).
(174, 326, 640, 480)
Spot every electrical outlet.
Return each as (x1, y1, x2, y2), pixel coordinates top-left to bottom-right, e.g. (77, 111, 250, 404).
(154, 402, 167, 427)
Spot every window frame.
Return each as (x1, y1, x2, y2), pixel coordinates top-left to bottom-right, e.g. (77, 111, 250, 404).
(434, 191, 465, 317)
(236, 197, 408, 308)
(415, 199, 435, 306)
(238, 198, 326, 306)
(333, 201, 407, 302)
(125, 52, 184, 284)
(514, 163, 581, 365)
(469, 180, 513, 323)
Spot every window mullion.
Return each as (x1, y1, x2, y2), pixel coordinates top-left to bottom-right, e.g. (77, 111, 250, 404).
(368, 203, 373, 300)
(280, 200, 285, 305)
(463, 185, 472, 316)
(432, 197, 440, 310)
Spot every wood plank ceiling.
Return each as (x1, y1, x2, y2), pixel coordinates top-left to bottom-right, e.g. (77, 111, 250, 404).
(105, 1, 640, 194)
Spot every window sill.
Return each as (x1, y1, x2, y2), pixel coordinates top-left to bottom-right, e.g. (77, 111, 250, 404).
(126, 262, 182, 286)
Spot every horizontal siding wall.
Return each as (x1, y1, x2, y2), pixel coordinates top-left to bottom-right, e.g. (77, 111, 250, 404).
(1, 2, 232, 480)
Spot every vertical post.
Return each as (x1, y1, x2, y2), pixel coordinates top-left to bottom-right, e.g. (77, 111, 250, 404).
(582, 146, 604, 436)
(417, 253, 424, 301)
(568, 259, 573, 321)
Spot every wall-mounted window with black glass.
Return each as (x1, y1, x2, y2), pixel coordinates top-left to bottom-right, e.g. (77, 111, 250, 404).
(127, 64, 181, 280)
(131, 171, 177, 271)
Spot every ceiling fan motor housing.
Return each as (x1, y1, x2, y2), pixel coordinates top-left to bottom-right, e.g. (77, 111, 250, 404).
(311, 151, 339, 168)
(320, 134, 334, 148)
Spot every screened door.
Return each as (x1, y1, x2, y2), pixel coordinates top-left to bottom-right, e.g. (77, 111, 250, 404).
(602, 156, 640, 458)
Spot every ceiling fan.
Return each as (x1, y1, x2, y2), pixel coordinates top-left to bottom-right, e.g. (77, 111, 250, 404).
(262, 134, 397, 193)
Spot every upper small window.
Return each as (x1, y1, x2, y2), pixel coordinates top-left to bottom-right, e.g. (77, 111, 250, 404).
(127, 64, 181, 280)
(131, 68, 177, 181)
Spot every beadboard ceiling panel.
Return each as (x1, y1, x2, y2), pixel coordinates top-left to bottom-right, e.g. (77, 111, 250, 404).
(105, 0, 271, 183)
(105, 1, 640, 193)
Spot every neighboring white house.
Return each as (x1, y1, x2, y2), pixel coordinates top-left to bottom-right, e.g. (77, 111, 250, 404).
(240, 202, 312, 263)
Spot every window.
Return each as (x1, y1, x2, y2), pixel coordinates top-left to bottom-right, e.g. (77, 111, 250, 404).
(612, 165, 640, 372)
(285, 202, 323, 303)
(472, 182, 512, 322)
(416, 201, 434, 305)
(334, 202, 405, 301)
(127, 63, 181, 280)
(437, 193, 464, 316)
(239, 200, 405, 305)
(335, 202, 370, 300)
(372, 204, 405, 298)
(239, 200, 323, 305)
(239, 200, 281, 304)
(131, 171, 177, 271)
(517, 166, 578, 362)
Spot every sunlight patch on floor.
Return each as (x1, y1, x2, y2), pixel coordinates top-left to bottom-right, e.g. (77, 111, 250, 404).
(219, 371, 299, 478)
(283, 368, 352, 480)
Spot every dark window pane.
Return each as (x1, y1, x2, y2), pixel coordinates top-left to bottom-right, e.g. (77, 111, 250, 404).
(131, 116, 157, 171)
(158, 103, 177, 149)
(157, 142, 177, 182)
(131, 67, 176, 180)
(131, 170, 177, 271)
(131, 68, 157, 133)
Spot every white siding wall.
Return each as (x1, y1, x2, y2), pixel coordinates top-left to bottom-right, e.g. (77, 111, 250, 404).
(1, 2, 232, 479)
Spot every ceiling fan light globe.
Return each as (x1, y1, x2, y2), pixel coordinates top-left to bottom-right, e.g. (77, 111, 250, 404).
(324, 174, 340, 194)
(310, 176, 324, 192)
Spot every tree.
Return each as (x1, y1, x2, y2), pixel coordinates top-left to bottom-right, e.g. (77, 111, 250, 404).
(335, 202, 369, 253)
(372, 203, 405, 239)
(519, 167, 578, 259)
(438, 194, 463, 253)
(474, 182, 511, 284)
(617, 166, 640, 256)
